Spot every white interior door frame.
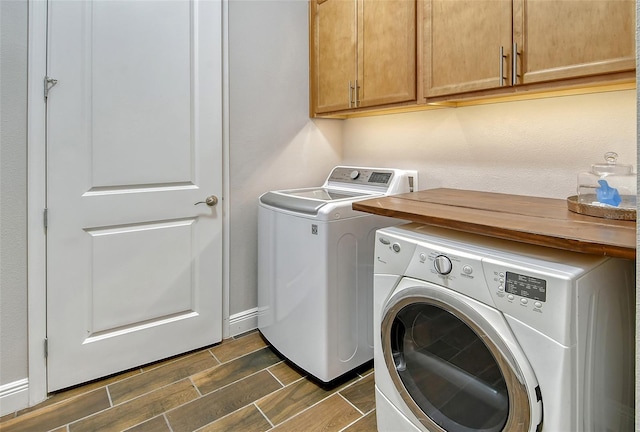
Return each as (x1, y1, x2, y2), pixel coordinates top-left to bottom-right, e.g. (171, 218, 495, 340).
(26, 0, 231, 406)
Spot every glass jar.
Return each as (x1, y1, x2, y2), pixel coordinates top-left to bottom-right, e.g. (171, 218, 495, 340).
(577, 152, 636, 209)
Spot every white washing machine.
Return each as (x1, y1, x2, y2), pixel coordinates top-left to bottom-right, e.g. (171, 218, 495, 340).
(374, 223, 635, 432)
(258, 166, 417, 383)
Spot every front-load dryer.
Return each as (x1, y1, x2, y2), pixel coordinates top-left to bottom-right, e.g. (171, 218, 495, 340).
(374, 223, 634, 432)
(258, 166, 417, 383)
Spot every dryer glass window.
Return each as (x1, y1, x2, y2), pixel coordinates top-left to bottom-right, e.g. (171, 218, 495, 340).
(390, 303, 509, 432)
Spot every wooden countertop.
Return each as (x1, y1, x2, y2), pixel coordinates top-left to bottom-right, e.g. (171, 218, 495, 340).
(353, 188, 636, 259)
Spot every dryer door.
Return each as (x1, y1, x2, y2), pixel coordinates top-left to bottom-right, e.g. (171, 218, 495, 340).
(381, 279, 541, 432)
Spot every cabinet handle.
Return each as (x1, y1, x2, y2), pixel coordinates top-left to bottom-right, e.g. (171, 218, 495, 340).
(499, 46, 507, 86)
(355, 79, 360, 107)
(512, 43, 520, 86)
(348, 80, 353, 108)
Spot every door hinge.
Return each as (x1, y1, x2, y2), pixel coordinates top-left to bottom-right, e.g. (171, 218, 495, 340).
(44, 76, 58, 100)
(44, 338, 48, 358)
(44, 208, 48, 229)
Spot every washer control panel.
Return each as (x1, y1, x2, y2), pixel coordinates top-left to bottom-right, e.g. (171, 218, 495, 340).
(328, 167, 394, 187)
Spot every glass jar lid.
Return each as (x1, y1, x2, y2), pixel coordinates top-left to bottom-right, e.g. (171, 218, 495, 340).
(591, 152, 633, 175)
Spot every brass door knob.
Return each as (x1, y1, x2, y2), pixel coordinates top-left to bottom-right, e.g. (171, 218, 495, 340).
(194, 195, 219, 207)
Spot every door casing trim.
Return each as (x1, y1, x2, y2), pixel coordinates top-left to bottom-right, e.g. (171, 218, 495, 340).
(26, 0, 231, 406)
(27, 0, 48, 406)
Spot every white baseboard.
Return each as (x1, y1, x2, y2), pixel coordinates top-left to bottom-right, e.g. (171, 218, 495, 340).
(228, 307, 258, 337)
(0, 378, 29, 416)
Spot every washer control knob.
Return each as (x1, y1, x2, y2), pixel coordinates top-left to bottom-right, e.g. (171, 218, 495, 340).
(350, 170, 360, 180)
(392, 243, 401, 253)
(433, 255, 453, 275)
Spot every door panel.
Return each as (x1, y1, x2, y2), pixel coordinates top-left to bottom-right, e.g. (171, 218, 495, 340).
(359, 0, 416, 107)
(423, 0, 512, 97)
(46, 0, 223, 391)
(312, 0, 357, 113)
(514, 0, 635, 84)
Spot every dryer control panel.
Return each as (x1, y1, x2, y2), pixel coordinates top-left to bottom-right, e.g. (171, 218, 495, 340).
(375, 223, 610, 346)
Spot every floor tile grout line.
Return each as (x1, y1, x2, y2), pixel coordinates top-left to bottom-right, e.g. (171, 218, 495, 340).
(196, 363, 284, 397)
(337, 413, 365, 432)
(337, 392, 366, 416)
(190, 369, 283, 432)
(61, 375, 198, 432)
(209, 350, 222, 364)
(266, 366, 286, 388)
(5, 333, 374, 432)
(121, 414, 163, 432)
(105, 343, 266, 408)
(264, 382, 360, 430)
(189, 375, 204, 398)
(254, 402, 275, 430)
(105, 348, 220, 401)
(212, 344, 274, 366)
(163, 413, 175, 432)
(162, 365, 281, 425)
(338, 407, 377, 432)
(106, 385, 114, 408)
(1, 384, 115, 429)
(5, 346, 271, 431)
(3, 334, 258, 424)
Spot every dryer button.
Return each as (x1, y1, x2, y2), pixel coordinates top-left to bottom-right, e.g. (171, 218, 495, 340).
(462, 265, 473, 275)
(379, 237, 390, 245)
(392, 243, 401, 253)
(520, 298, 529, 305)
(534, 302, 542, 309)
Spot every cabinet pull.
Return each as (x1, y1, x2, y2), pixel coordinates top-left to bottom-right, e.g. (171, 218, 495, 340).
(512, 43, 520, 86)
(499, 46, 507, 86)
(348, 80, 353, 108)
(355, 79, 360, 107)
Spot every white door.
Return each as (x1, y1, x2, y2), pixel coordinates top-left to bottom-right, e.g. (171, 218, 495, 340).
(45, 0, 223, 391)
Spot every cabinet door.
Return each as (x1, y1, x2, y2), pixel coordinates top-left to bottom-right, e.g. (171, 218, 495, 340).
(423, 0, 512, 97)
(311, 0, 357, 114)
(358, 0, 416, 108)
(514, 0, 635, 84)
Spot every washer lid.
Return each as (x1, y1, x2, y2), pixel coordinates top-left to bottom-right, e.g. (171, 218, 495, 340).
(259, 188, 375, 215)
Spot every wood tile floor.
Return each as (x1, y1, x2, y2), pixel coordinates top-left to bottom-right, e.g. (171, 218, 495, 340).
(0, 331, 377, 432)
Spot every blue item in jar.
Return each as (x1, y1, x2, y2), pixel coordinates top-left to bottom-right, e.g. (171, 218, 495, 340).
(596, 179, 621, 206)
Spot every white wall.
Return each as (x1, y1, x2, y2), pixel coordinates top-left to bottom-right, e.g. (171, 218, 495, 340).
(227, 0, 342, 321)
(0, 0, 29, 388)
(343, 90, 637, 199)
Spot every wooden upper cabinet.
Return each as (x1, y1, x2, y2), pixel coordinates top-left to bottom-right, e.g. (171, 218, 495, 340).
(423, 0, 636, 100)
(310, 0, 417, 116)
(514, 0, 636, 85)
(311, 0, 357, 113)
(423, 0, 512, 97)
(358, 0, 416, 108)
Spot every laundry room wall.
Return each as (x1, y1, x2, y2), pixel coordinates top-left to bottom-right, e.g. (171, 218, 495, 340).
(227, 0, 342, 330)
(341, 90, 637, 199)
(0, 0, 29, 397)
